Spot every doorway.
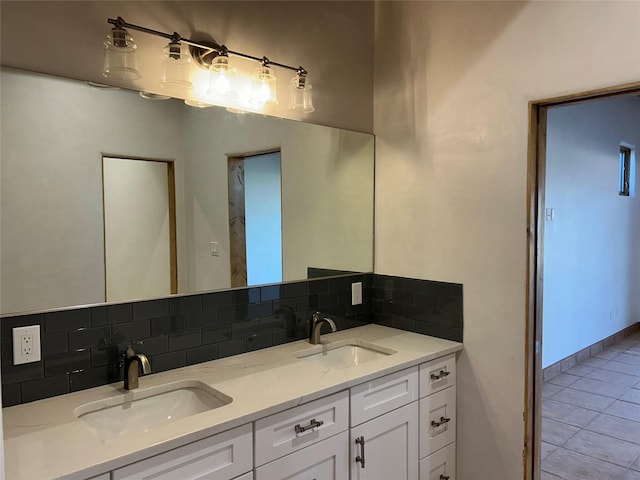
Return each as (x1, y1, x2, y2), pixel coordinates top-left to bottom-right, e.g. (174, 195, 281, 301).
(102, 156, 177, 302)
(227, 150, 283, 287)
(525, 83, 640, 480)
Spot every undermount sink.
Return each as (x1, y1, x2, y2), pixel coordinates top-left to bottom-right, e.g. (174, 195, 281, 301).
(295, 339, 396, 368)
(74, 380, 232, 439)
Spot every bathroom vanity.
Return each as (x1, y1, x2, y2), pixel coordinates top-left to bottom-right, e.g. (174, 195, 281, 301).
(3, 325, 461, 480)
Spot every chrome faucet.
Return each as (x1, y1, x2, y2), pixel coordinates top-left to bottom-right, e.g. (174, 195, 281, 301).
(309, 311, 337, 345)
(123, 345, 151, 390)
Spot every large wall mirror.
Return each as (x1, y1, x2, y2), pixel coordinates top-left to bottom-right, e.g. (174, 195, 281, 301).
(0, 67, 374, 315)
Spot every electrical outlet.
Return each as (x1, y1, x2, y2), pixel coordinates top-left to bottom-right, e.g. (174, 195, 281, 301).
(13, 325, 41, 365)
(351, 282, 363, 306)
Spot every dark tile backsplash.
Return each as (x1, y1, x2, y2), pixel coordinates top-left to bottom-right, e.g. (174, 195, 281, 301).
(1, 273, 462, 406)
(372, 275, 463, 343)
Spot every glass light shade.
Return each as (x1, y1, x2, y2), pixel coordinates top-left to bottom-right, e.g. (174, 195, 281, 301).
(184, 99, 213, 108)
(159, 42, 193, 91)
(207, 56, 237, 99)
(249, 65, 278, 106)
(287, 74, 315, 113)
(102, 27, 141, 80)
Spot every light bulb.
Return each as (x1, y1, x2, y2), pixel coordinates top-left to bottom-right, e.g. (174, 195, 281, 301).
(250, 65, 278, 106)
(207, 56, 237, 99)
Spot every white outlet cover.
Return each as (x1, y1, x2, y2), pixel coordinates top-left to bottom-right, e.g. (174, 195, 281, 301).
(13, 325, 41, 365)
(351, 282, 363, 306)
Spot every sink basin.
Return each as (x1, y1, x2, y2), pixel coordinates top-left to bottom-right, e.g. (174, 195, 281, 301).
(295, 339, 396, 368)
(74, 380, 232, 439)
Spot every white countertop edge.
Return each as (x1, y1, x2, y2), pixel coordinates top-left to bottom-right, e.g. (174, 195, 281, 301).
(3, 324, 463, 480)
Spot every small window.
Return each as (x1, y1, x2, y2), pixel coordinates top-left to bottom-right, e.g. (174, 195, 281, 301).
(619, 145, 632, 196)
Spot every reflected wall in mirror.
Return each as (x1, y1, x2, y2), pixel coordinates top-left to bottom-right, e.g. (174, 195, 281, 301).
(0, 67, 374, 315)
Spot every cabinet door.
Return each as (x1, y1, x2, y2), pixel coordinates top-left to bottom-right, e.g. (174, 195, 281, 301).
(255, 431, 349, 480)
(420, 386, 456, 458)
(420, 443, 456, 480)
(112, 423, 252, 480)
(350, 402, 418, 480)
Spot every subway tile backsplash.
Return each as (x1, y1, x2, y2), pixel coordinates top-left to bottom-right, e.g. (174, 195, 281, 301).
(1, 273, 462, 406)
(372, 275, 463, 343)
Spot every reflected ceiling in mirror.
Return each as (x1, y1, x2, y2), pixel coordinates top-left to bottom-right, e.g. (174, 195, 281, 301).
(0, 67, 374, 315)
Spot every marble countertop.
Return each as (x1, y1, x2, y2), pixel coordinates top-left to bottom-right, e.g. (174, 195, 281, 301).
(3, 324, 462, 480)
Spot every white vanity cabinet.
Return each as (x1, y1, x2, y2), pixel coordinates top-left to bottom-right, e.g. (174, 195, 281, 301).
(349, 367, 419, 480)
(111, 423, 253, 480)
(84, 353, 457, 480)
(419, 353, 457, 480)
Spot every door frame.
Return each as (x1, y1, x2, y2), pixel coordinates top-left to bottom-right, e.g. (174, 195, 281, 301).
(524, 81, 640, 480)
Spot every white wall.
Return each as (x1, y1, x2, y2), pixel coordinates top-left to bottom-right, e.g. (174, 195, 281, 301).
(0, 1, 374, 133)
(373, 2, 640, 479)
(0, 69, 186, 314)
(542, 96, 640, 367)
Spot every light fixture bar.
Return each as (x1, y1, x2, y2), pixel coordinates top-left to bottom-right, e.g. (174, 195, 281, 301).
(106, 17, 307, 74)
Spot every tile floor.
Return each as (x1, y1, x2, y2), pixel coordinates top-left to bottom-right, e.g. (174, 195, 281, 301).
(542, 331, 640, 480)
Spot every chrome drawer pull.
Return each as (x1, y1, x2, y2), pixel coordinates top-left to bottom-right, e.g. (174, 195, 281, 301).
(431, 416, 452, 428)
(440, 475, 450, 480)
(430, 370, 450, 381)
(294, 418, 324, 434)
(355, 436, 366, 468)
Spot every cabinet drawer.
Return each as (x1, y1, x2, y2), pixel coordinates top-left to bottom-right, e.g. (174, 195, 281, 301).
(255, 430, 349, 480)
(112, 423, 252, 480)
(419, 443, 456, 480)
(350, 366, 418, 426)
(420, 354, 456, 398)
(86, 474, 110, 480)
(254, 390, 349, 466)
(419, 386, 456, 458)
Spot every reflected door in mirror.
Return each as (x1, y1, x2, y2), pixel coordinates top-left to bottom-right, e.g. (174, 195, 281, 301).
(228, 151, 283, 287)
(102, 156, 177, 301)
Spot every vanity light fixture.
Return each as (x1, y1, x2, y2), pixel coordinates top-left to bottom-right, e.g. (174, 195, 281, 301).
(288, 68, 315, 113)
(207, 48, 237, 99)
(101, 17, 314, 113)
(184, 99, 214, 108)
(159, 35, 193, 91)
(102, 21, 141, 80)
(250, 61, 278, 106)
